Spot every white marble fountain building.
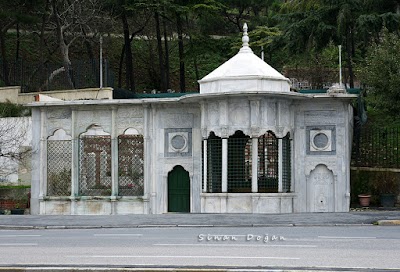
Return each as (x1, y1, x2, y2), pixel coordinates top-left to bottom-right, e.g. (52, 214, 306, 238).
(29, 25, 356, 215)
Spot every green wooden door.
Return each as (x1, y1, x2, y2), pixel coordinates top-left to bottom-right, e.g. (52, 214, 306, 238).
(168, 165, 190, 213)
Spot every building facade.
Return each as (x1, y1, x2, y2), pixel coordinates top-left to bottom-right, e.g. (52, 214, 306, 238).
(29, 25, 356, 215)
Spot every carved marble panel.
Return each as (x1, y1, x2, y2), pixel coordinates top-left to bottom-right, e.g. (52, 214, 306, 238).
(47, 108, 71, 119)
(228, 100, 249, 127)
(307, 164, 334, 212)
(207, 102, 220, 127)
(261, 100, 277, 127)
(306, 126, 336, 155)
(161, 113, 193, 128)
(278, 102, 291, 127)
(117, 107, 143, 119)
(117, 118, 143, 135)
(305, 110, 336, 125)
(164, 128, 192, 157)
(76, 110, 112, 134)
(47, 119, 71, 136)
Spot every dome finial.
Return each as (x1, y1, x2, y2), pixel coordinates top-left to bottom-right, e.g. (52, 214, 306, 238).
(240, 23, 252, 53)
(242, 23, 249, 47)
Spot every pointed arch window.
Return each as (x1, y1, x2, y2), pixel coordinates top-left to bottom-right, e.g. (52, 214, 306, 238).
(79, 125, 111, 196)
(203, 130, 291, 194)
(118, 129, 144, 196)
(258, 131, 278, 192)
(228, 131, 252, 193)
(257, 131, 291, 193)
(47, 129, 72, 196)
(206, 132, 222, 193)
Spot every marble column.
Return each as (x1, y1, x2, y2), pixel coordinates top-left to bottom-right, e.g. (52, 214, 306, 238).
(221, 138, 228, 193)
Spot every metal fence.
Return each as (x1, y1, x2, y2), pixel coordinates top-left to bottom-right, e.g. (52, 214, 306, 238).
(282, 134, 291, 193)
(79, 136, 112, 196)
(258, 132, 279, 192)
(0, 59, 114, 92)
(352, 125, 400, 169)
(118, 135, 144, 196)
(228, 135, 252, 193)
(206, 134, 222, 193)
(47, 140, 72, 196)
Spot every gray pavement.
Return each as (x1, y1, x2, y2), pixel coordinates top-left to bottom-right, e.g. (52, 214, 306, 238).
(1, 210, 400, 229)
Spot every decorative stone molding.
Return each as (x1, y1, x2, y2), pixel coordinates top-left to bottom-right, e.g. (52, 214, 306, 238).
(304, 110, 337, 125)
(220, 126, 229, 138)
(250, 127, 260, 137)
(306, 125, 336, 155)
(47, 128, 72, 140)
(117, 107, 143, 119)
(201, 128, 208, 139)
(164, 128, 192, 157)
(164, 164, 193, 178)
(305, 161, 338, 177)
(47, 109, 71, 119)
(162, 113, 193, 128)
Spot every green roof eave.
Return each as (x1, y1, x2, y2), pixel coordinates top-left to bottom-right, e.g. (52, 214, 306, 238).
(298, 88, 361, 95)
(132, 92, 198, 99)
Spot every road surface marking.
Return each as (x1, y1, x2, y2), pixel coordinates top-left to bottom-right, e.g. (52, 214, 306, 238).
(0, 243, 38, 246)
(0, 235, 41, 237)
(154, 243, 316, 248)
(318, 236, 376, 239)
(93, 234, 143, 237)
(71, 255, 300, 260)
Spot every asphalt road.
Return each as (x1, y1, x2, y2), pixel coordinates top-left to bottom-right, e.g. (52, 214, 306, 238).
(0, 226, 399, 271)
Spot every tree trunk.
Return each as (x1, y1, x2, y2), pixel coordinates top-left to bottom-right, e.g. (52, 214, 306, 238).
(155, 11, 166, 92)
(16, 23, 20, 60)
(117, 44, 125, 88)
(121, 7, 135, 92)
(83, 29, 99, 87)
(163, 15, 170, 90)
(51, 0, 74, 89)
(176, 13, 185, 93)
(346, 28, 354, 88)
(188, 33, 199, 91)
(0, 32, 11, 86)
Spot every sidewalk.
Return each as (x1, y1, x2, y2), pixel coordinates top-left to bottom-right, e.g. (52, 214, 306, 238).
(1, 210, 400, 229)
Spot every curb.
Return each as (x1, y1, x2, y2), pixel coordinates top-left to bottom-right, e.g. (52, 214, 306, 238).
(0, 223, 381, 230)
(376, 219, 400, 226)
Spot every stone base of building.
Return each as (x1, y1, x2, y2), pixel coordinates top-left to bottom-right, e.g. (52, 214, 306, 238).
(38, 197, 146, 215)
(201, 193, 296, 213)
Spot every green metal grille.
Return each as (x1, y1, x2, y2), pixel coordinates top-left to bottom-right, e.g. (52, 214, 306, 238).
(201, 141, 204, 191)
(228, 131, 252, 193)
(118, 135, 144, 196)
(79, 136, 112, 196)
(282, 133, 292, 193)
(47, 140, 72, 196)
(258, 132, 278, 192)
(352, 126, 400, 168)
(207, 133, 222, 193)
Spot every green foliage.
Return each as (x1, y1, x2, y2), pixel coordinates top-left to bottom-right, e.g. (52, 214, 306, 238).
(249, 26, 281, 48)
(47, 169, 71, 196)
(358, 30, 400, 117)
(351, 169, 400, 204)
(372, 171, 399, 195)
(0, 185, 30, 189)
(0, 102, 30, 117)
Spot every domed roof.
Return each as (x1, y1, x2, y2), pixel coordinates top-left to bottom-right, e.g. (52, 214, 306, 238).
(199, 23, 290, 94)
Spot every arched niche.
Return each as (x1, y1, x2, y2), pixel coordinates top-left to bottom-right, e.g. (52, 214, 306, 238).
(123, 128, 140, 135)
(306, 164, 335, 212)
(48, 129, 72, 141)
(80, 124, 110, 137)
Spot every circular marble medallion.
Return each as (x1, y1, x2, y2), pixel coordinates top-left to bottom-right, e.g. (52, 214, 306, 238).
(313, 132, 329, 150)
(171, 134, 186, 151)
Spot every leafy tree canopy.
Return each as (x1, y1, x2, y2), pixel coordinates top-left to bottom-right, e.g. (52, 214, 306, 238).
(358, 29, 400, 117)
